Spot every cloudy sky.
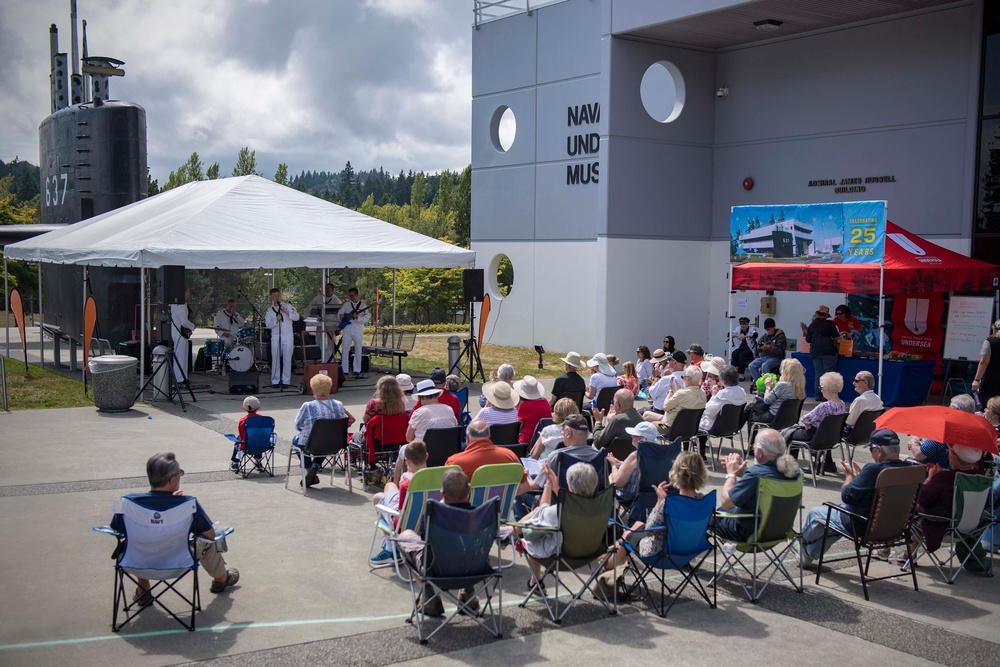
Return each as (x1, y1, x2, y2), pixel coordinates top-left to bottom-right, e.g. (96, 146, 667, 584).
(0, 0, 473, 183)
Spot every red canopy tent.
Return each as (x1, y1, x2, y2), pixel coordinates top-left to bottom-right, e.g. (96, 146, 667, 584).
(729, 221, 1000, 400)
(732, 222, 1000, 293)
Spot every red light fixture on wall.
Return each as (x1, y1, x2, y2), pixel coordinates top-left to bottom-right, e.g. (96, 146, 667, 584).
(743, 177, 754, 191)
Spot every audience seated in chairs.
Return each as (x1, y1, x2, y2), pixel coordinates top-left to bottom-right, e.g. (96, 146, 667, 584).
(799, 429, 915, 566)
(515, 376, 553, 444)
(479, 363, 516, 408)
(743, 358, 806, 435)
(478, 381, 522, 425)
(531, 398, 580, 460)
(697, 364, 747, 458)
(107, 453, 239, 619)
(394, 469, 482, 618)
(782, 371, 846, 474)
(426, 367, 462, 419)
(516, 461, 599, 591)
(648, 366, 707, 436)
(407, 379, 458, 441)
(370, 441, 429, 568)
(714, 428, 802, 543)
(292, 374, 356, 488)
(397, 373, 418, 412)
(445, 421, 530, 493)
(606, 421, 662, 508)
(844, 371, 883, 437)
(228, 396, 273, 475)
(550, 352, 587, 408)
(585, 353, 619, 406)
(592, 389, 643, 450)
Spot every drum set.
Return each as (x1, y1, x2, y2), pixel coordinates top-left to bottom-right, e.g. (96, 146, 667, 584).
(206, 325, 271, 375)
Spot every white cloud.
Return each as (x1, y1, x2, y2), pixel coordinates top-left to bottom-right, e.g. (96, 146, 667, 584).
(0, 0, 472, 182)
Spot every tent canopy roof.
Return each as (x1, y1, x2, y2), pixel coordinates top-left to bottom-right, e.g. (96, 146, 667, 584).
(4, 175, 476, 270)
(732, 222, 1000, 294)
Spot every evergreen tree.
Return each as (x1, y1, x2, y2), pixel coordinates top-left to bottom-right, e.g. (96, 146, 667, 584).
(232, 147, 262, 176)
(206, 162, 220, 180)
(163, 152, 205, 190)
(433, 169, 454, 214)
(410, 172, 426, 218)
(274, 163, 289, 185)
(454, 165, 471, 248)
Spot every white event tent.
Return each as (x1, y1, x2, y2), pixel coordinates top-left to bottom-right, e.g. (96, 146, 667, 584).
(4, 175, 476, 388)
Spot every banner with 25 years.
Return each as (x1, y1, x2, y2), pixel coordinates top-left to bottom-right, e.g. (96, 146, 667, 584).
(730, 200, 886, 265)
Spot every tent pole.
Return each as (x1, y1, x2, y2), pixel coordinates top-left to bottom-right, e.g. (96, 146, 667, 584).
(139, 266, 145, 399)
(38, 262, 43, 369)
(320, 268, 328, 363)
(877, 263, 885, 397)
(392, 268, 397, 331)
(4, 255, 9, 358)
(727, 265, 734, 363)
(82, 266, 87, 385)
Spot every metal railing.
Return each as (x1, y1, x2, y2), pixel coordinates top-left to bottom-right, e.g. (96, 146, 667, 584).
(473, 0, 569, 28)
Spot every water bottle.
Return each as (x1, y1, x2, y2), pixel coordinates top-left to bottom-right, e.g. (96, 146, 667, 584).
(888, 549, 897, 565)
(213, 521, 228, 553)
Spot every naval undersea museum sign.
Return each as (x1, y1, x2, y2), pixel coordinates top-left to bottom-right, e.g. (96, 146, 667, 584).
(567, 103, 599, 185)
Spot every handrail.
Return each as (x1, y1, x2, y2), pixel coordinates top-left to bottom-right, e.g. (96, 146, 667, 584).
(473, 0, 568, 28)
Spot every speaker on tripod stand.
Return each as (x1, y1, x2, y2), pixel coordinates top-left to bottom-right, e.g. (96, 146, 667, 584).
(452, 269, 486, 382)
(463, 268, 485, 304)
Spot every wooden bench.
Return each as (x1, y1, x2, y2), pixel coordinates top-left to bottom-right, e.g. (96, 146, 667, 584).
(363, 328, 417, 372)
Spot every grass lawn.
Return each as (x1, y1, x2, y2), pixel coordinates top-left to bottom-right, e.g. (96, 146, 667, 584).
(1, 356, 95, 410)
(392, 334, 577, 380)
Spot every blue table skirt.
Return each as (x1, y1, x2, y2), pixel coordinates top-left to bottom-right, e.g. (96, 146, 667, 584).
(790, 352, 936, 407)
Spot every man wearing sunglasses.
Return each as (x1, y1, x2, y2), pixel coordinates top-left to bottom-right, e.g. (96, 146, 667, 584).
(798, 429, 914, 565)
(843, 371, 883, 438)
(110, 452, 240, 606)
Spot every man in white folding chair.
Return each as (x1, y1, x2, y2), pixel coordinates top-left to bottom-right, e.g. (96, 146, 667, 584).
(110, 452, 240, 606)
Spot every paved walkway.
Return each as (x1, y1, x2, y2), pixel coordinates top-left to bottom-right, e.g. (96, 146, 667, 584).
(0, 328, 997, 666)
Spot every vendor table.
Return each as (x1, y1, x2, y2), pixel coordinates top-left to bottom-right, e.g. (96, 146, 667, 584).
(791, 352, 935, 407)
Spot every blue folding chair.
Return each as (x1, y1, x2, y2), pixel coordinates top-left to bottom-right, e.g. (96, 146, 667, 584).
(400, 498, 503, 644)
(226, 415, 276, 478)
(620, 490, 717, 617)
(623, 438, 682, 524)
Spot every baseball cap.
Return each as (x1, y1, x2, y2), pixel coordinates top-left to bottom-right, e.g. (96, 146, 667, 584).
(429, 368, 447, 384)
(868, 428, 899, 449)
(670, 350, 687, 364)
(625, 422, 660, 442)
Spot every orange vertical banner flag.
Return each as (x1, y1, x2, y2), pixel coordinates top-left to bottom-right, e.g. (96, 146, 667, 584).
(10, 288, 27, 368)
(477, 294, 491, 354)
(83, 295, 98, 368)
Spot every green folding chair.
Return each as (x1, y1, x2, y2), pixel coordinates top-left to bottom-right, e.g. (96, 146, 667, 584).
(471, 463, 525, 569)
(515, 486, 617, 623)
(911, 473, 994, 583)
(712, 476, 804, 602)
(368, 465, 460, 582)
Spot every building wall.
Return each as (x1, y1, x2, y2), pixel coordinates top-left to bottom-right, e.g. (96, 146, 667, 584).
(472, 0, 983, 360)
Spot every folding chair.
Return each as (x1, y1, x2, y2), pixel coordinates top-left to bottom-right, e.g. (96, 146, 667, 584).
(700, 403, 746, 467)
(471, 462, 525, 568)
(225, 415, 276, 478)
(553, 446, 608, 495)
(620, 490, 717, 616)
(561, 389, 585, 411)
(749, 398, 803, 447)
(712, 476, 804, 602)
(455, 386, 469, 413)
(369, 465, 460, 582)
(609, 436, 635, 463)
(363, 412, 410, 482)
(499, 443, 530, 458)
(840, 409, 884, 465)
(285, 417, 352, 495)
(399, 498, 503, 644)
(815, 464, 925, 600)
(791, 412, 849, 488)
(529, 418, 554, 448)
(911, 473, 994, 583)
(517, 487, 618, 623)
(424, 427, 463, 467)
(622, 438, 682, 525)
(93, 497, 228, 632)
(664, 408, 705, 453)
(489, 420, 522, 446)
(594, 386, 618, 414)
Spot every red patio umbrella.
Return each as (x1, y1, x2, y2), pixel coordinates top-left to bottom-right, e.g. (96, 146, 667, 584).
(875, 406, 999, 455)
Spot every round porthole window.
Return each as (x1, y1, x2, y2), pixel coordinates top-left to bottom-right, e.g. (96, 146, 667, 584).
(488, 253, 514, 298)
(640, 61, 686, 123)
(490, 106, 517, 153)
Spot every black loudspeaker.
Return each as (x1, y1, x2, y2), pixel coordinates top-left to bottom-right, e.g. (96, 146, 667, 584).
(160, 265, 186, 305)
(463, 269, 485, 303)
(346, 350, 371, 372)
(228, 371, 259, 394)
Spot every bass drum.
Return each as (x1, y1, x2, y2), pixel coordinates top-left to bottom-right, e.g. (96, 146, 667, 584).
(226, 345, 254, 373)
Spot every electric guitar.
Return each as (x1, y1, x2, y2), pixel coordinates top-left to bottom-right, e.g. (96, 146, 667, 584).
(337, 304, 370, 331)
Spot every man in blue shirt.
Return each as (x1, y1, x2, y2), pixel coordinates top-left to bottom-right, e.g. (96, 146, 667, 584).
(800, 429, 915, 564)
(111, 452, 240, 605)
